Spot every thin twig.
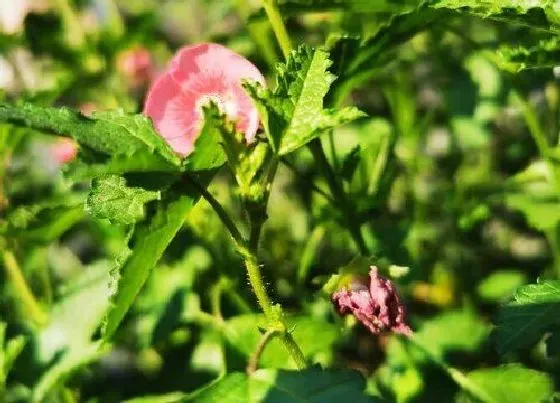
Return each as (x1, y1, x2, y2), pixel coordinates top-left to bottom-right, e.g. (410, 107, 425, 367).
(247, 328, 280, 374)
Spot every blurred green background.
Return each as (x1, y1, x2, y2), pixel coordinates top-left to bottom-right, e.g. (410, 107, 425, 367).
(0, 0, 559, 402)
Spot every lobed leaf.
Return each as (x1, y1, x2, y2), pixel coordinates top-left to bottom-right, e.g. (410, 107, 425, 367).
(102, 176, 212, 340)
(244, 45, 365, 156)
(0, 103, 181, 168)
(86, 175, 161, 225)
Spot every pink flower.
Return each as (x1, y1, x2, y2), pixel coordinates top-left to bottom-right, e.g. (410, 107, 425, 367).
(143, 43, 265, 157)
(332, 266, 412, 336)
(51, 137, 78, 165)
(117, 47, 155, 88)
(79, 102, 98, 117)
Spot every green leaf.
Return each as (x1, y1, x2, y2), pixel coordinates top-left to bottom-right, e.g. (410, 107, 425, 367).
(182, 104, 228, 172)
(414, 310, 490, 360)
(504, 193, 560, 232)
(494, 279, 560, 355)
(187, 367, 375, 402)
(493, 36, 560, 72)
(455, 364, 554, 403)
(86, 175, 161, 225)
(427, 0, 560, 34)
(102, 177, 209, 340)
(2, 193, 86, 231)
(271, 0, 416, 14)
(7, 205, 85, 242)
(244, 45, 365, 156)
(201, 103, 270, 201)
(224, 315, 339, 369)
(477, 271, 527, 302)
(330, 10, 440, 104)
(0, 103, 181, 169)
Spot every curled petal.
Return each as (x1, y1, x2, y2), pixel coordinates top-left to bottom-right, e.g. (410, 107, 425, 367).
(332, 266, 412, 336)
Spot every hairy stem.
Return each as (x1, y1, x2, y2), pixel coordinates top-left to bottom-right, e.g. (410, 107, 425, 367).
(262, 0, 293, 58)
(280, 333, 307, 370)
(2, 250, 48, 326)
(240, 247, 274, 318)
(187, 170, 307, 368)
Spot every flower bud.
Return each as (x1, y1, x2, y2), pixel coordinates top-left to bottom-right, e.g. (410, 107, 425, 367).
(332, 266, 412, 336)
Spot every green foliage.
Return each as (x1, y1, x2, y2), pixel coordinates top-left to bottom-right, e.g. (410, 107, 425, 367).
(455, 364, 554, 403)
(2, 0, 560, 401)
(187, 367, 374, 402)
(0, 103, 181, 168)
(244, 45, 365, 155)
(102, 181, 205, 340)
(0, 323, 26, 388)
(477, 271, 527, 302)
(183, 104, 228, 172)
(414, 310, 490, 360)
(86, 175, 161, 225)
(494, 280, 560, 354)
(224, 315, 339, 369)
(495, 37, 560, 72)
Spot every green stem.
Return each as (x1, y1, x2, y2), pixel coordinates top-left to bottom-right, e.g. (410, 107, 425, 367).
(308, 139, 369, 255)
(240, 245, 307, 369)
(280, 333, 307, 370)
(240, 248, 274, 318)
(2, 250, 48, 326)
(210, 281, 224, 321)
(262, 0, 293, 58)
(187, 174, 246, 248)
(188, 171, 307, 368)
(247, 328, 280, 373)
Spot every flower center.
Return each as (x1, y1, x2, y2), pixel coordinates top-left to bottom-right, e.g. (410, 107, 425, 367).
(196, 93, 238, 120)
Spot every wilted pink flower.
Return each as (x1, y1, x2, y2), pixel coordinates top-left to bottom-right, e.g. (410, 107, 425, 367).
(117, 47, 155, 87)
(332, 266, 412, 336)
(143, 43, 265, 157)
(51, 137, 78, 165)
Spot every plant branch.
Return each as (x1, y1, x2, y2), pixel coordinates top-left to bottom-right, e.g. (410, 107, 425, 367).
(308, 139, 369, 255)
(262, 0, 293, 58)
(186, 174, 246, 248)
(2, 250, 48, 326)
(280, 332, 307, 370)
(238, 247, 274, 318)
(247, 328, 280, 374)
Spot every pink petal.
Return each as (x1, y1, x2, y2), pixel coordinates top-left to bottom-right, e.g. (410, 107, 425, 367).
(51, 137, 78, 165)
(144, 43, 265, 157)
(144, 73, 198, 157)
